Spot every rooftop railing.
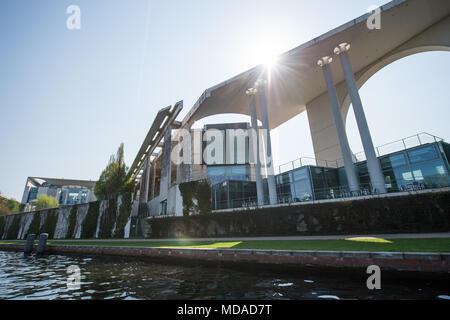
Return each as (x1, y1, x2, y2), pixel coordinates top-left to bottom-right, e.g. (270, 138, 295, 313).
(275, 132, 445, 175)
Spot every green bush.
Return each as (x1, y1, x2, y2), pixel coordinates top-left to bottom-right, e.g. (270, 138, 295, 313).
(40, 210, 58, 239)
(114, 192, 132, 238)
(6, 215, 21, 240)
(0, 216, 5, 238)
(67, 206, 78, 239)
(98, 199, 117, 239)
(27, 212, 41, 236)
(35, 195, 59, 210)
(179, 180, 212, 216)
(81, 202, 100, 239)
(147, 191, 450, 238)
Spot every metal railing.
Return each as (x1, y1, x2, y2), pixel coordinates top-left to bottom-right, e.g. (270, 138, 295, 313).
(346, 132, 443, 163)
(212, 178, 450, 211)
(275, 132, 445, 175)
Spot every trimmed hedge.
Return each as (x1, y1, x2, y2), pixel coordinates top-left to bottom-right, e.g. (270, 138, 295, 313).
(114, 193, 132, 238)
(67, 206, 78, 239)
(147, 191, 450, 238)
(0, 195, 135, 240)
(0, 216, 5, 238)
(6, 215, 21, 240)
(27, 212, 41, 236)
(81, 201, 100, 239)
(98, 199, 117, 238)
(40, 210, 58, 239)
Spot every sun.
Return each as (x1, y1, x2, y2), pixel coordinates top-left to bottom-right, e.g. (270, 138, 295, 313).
(243, 28, 285, 71)
(262, 53, 279, 70)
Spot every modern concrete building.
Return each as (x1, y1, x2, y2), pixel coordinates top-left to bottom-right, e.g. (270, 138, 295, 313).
(128, 0, 450, 221)
(21, 177, 97, 211)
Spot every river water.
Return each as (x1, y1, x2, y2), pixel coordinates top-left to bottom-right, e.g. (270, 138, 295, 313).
(0, 250, 449, 300)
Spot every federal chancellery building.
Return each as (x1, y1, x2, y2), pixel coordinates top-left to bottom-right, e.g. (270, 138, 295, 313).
(125, 0, 450, 217)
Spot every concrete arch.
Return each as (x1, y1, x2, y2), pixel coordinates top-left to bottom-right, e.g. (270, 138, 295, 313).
(188, 113, 255, 130)
(341, 45, 450, 123)
(308, 15, 450, 163)
(340, 15, 450, 125)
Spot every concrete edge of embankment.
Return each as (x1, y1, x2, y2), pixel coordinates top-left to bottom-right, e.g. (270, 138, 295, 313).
(1, 244, 449, 273)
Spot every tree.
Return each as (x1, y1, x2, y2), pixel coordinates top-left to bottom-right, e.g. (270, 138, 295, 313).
(94, 143, 129, 200)
(0, 195, 19, 214)
(35, 195, 59, 210)
(5, 199, 19, 213)
(0, 203, 10, 214)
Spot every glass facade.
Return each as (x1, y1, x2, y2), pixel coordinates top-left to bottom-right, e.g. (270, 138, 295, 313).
(210, 141, 450, 210)
(212, 180, 257, 210)
(207, 165, 251, 185)
(27, 187, 38, 203)
(358, 142, 450, 192)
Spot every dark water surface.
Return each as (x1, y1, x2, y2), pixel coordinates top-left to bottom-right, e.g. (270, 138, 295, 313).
(0, 250, 449, 300)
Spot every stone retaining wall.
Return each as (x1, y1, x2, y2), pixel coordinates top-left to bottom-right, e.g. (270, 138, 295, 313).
(1, 244, 448, 273)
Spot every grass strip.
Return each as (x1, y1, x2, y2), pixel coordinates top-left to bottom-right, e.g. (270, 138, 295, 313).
(1, 238, 449, 252)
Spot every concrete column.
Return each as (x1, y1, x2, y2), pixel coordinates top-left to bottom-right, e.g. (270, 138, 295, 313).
(63, 189, 69, 205)
(317, 56, 359, 193)
(141, 157, 151, 203)
(334, 43, 386, 193)
(21, 179, 31, 204)
(86, 190, 92, 203)
(77, 190, 83, 204)
(246, 88, 264, 206)
(159, 126, 172, 201)
(255, 79, 277, 205)
(151, 161, 157, 199)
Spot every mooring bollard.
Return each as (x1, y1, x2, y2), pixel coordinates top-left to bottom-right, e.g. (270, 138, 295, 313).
(36, 233, 49, 255)
(24, 234, 36, 254)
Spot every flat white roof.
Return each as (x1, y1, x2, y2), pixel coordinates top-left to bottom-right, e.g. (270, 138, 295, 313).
(180, 0, 449, 130)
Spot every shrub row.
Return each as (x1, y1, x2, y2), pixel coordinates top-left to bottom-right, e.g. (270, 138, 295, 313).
(147, 191, 450, 238)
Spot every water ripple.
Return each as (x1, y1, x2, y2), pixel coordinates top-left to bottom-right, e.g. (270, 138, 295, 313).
(0, 250, 448, 300)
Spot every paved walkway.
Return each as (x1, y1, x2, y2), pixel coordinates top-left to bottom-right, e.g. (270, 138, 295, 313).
(55, 233, 450, 242)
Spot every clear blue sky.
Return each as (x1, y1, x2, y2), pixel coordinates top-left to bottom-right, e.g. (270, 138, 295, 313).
(0, 0, 449, 200)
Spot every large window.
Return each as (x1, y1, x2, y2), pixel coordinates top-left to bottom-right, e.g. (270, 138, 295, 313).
(207, 165, 250, 185)
(408, 145, 438, 164)
(411, 160, 449, 187)
(212, 180, 257, 210)
(291, 167, 313, 201)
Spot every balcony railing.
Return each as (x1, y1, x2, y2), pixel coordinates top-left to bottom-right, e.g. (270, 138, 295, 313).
(275, 132, 445, 175)
(352, 132, 444, 162)
(213, 178, 450, 211)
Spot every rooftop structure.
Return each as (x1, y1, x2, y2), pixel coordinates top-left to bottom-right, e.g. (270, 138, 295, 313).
(21, 177, 97, 211)
(129, 0, 449, 222)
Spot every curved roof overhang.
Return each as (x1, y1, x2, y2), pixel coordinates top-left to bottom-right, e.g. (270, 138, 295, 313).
(28, 177, 97, 189)
(181, 0, 450, 130)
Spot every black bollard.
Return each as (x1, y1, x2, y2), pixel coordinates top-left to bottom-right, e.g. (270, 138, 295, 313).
(36, 233, 49, 255)
(24, 234, 36, 253)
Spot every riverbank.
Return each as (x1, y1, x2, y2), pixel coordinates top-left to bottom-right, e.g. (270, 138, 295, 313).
(1, 236, 449, 273)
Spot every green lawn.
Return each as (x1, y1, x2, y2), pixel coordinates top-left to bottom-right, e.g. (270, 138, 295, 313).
(1, 237, 449, 252)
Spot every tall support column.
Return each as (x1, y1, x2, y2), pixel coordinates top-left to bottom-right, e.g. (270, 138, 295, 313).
(246, 88, 264, 206)
(141, 156, 151, 203)
(78, 190, 83, 204)
(63, 189, 70, 205)
(317, 56, 360, 193)
(334, 43, 386, 193)
(255, 79, 277, 205)
(159, 126, 172, 201)
(151, 161, 157, 200)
